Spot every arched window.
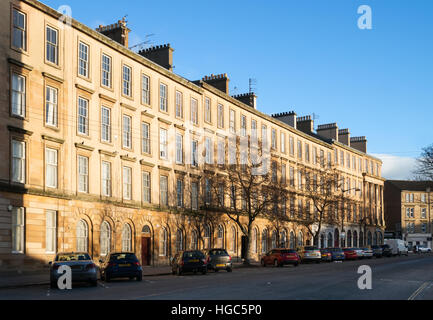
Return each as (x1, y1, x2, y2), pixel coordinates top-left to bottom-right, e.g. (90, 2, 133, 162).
(378, 232, 383, 245)
(373, 232, 378, 245)
(347, 230, 352, 248)
(76, 220, 88, 252)
(176, 229, 183, 252)
(100, 221, 111, 256)
(367, 231, 372, 246)
(297, 231, 303, 247)
(204, 224, 211, 249)
(230, 226, 236, 253)
(122, 223, 132, 252)
(320, 234, 325, 248)
(252, 228, 258, 253)
(280, 230, 287, 248)
(217, 225, 224, 248)
(289, 231, 295, 249)
(159, 227, 168, 256)
(191, 230, 198, 250)
(271, 230, 277, 249)
(261, 229, 268, 253)
(359, 231, 364, 247)
(353, 230, 358, 247)
(327, 232, 333, 248)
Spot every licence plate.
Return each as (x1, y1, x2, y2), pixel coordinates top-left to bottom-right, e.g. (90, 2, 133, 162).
(216, 264, 225, 267)
(119, 264, 131, 267)
(189, 259, 199, 263)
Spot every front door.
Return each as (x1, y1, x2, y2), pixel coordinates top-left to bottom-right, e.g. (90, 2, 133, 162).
(141, 236, 151, 266)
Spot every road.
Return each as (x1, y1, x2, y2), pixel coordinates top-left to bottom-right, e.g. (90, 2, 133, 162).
(1, 253, 433, 300)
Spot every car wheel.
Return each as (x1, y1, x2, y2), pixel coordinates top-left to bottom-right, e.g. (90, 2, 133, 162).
(226, 267, 233, 272)
(261, 260, 266, 267)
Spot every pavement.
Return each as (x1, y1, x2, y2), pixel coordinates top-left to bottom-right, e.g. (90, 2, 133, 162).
(0, 262, 258, 289)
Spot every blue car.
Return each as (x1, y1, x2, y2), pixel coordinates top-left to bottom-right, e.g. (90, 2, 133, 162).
(99, 252, 143, 282)
(328, 247, 346, 261)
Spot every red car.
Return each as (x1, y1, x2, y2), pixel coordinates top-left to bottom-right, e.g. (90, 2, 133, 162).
(342, 248, 358, 260)
(261, 249, 300, 267)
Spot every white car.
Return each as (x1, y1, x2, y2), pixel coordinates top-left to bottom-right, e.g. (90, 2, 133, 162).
(361, 247, 373, 259)
(417, 246, 432, 253)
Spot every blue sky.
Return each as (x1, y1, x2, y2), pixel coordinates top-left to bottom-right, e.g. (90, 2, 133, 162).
(40, 0, 433, 179)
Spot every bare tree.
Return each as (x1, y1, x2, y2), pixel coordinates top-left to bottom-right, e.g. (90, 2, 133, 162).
(413, 144, 433, 181)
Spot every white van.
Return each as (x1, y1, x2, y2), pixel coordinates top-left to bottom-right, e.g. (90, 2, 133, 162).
(384, 239, 408, 256)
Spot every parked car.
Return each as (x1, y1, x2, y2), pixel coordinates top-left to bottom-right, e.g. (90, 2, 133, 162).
(171, 250, 207, 275)
(320, 248, 332, 262)
(381, 244, 393, 257)
(371, 245, 383, 258)
(417, 245, 432, 253)
(203, 248, 233, 272)
(49, 252, 98, 288)
(99, 252, 142, 282)
(328, 247, 346, 261)
(384, 239, 408, 256)
(361, 247, 373, 259)
(261, 249, 301, 267)
(297, 246, 321, 263)
(342, 248, 358, 260)
(353, 248, 364, 259)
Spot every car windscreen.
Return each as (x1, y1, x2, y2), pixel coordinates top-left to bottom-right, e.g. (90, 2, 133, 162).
(109, 253, 138, 262)
(56, 253, 91, 261)
(183, 251, 204, 259)
(208, 249, 228, 256)
(304, 246, 318, 251)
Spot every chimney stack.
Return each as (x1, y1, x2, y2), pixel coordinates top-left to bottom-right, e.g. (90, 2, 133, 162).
(96, 18, 130, 47)
(138, 44, 174, 71)
(317, 123, 338, 141)
(202, 74, 230, 94)
(272, 111, 297, 129)
(296, 115, 314, 134)
(338, 129, 350, 146)
(232, 93, 257, 109)
(350, 136, 367, 153)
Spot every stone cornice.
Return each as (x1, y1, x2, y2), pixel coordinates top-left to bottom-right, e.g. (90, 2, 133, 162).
(74, 143, 94, 152)
(75, 83, 95, 94)
(99, 93, 116, 104)
(98, 149, 117, 157)
(7, 125, 33, 136)
(42, 135, 64, 144)
(7, 58, 33, 71)
(42, 72, 64, 84)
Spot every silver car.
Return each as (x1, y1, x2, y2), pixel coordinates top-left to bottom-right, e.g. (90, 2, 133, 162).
(353, 248, 365, 259)
(361, 247, 373, 259)
(49, 252, 98, 288)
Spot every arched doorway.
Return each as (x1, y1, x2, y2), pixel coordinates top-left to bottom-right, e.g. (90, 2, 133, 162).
(320, 234, 325, 248)
(334, 229, 340, 247)
(359, 231, 364, 247)
(353, 231, 358, 247)
(141, 225, 152, 266)
(367, 231, 372, 246)
(347, 230, 352, 248)
(327, 232, 333, 248)
(373, 232, 378, 245)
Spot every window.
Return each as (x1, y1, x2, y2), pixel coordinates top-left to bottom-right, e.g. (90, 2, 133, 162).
(271, 129, 277, 149)
(77, 97, 89, 135)
(100, 221, 111, 256)
(281, 164, 286, 184)
(340, 151, 345, 166)
(281, 133, 286, 154)
(11, 73, 26, 117)
(160, 84, 167, 112)
(217, 139, 225, 165)
(142, 75, 150, 105)
(175, 91, 183, 118)
(421, 194, 426, 203)
(122, 224, 132, 252)
(159, 228, 168, 256)
(272, 161, 277, 183)
(101, 161, 111, 197)
(241, 115, 247, 137)
(46, 26, 58, 64)
(297, 171, 302, 189)
(176, 229, 184, 252)
(11, 140, 25, 183)
(229, 109, 235, 133)
(159, 128, 168, 159)
(251, 119, 257, 140)
(347, 153, 350, 168)
(205, 97, 211, 123)
(122, 115, 132, 149)
(289, 136, 294, 156)
(297, 141, 302, 159)
(122, 65, 132, 97)
(205, 178, 212, 205)
(406, 207, 414, 218)
(320, 149, 325, 167)
(261, 229, 268, 253)
(46, 210, 57, 253)
(289, 166, 295, 187)
(421, 208, 427, 219)
(334, 149, 338, 164)
(191, 98, 198, 125)
(205, 137, 213, 164)
(191, 182, 199, 210)
(78, 156, 89, 193)
(422, 223, 427, 233)
(78, 42, 89, 77)
(101, 107, 111, 142)
(312, 147, 317, 165)
(160, 175, 168, 206)
(142, 171, 151, 203)
(12, 207, 25, 253)
(101, 54, 112, 88)
(176, 179, 184, 208)
(141, 122, 150, 154)
(191, 140, 198, 167)
(176, 133, 183, 164)
(76, 220, 88, 252)
(218, 104, 224, 128)
(12, 9, 26, 51)
(327, 152, 332, 168)
(262, 125, 268, 148)
(123, 166, 132, 200)
(45, 86, 58, 127)
(45, 148, 58, 188)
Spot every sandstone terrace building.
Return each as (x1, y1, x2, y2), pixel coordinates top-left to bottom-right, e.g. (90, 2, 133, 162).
(0, 0, 385, 271)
